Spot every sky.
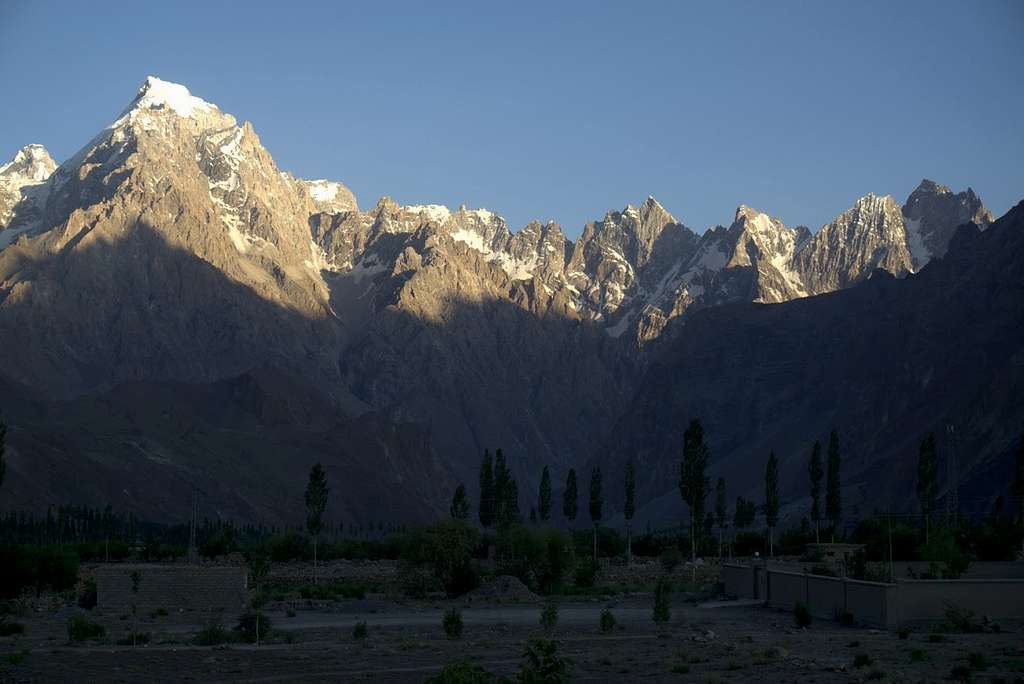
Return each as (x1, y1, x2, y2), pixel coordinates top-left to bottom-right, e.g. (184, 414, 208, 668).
(1, 1, 1021, 236)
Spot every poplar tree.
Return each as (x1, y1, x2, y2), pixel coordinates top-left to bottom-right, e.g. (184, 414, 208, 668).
(478, 450, 495, 529)
(589, 466, 603, 560)
(679, 419, 710, 562)
(508, 478, 521, 522)
(538, 466, 552, 522)
(764, 452, 779, 557)
(825, 430, 842, 541)
(714, 477, 727, 558)
(916, 433, 938, 543)
(624, 460, 636, 565)
(450, 483, 470, 520)
(494, 449, 511, 525)
(563, 468, 578, 526)
(808, 440, 823, 544)
(305, 463, 329, 582)
(0, 414, 6, 492)
(1014, 434, 1024, 556)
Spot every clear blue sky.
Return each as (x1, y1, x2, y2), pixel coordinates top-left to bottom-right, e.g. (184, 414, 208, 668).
(1, 1, 1021, 236)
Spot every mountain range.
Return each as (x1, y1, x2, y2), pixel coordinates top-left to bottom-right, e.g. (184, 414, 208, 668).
(0, 77, 1018, 527)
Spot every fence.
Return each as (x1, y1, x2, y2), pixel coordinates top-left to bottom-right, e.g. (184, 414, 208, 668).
(721, 563, 1024, 629)
(95, 564, 248, 616)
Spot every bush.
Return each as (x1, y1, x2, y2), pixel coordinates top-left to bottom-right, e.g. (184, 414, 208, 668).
(519, 639, 572, 683)
(443, 607, 463, 640)
(599, 609, 616, 633)
(268, 533, 312, 562)
(920, 528, 970, 579)
(540, 602, 558, 631)
(400, 520, 480, 598)
(77, 578, 97, 610)
(927, 633, 944, 643)
(115, 631, 150, 646)
(495, 526, 574, 595)
(652, 576, 672, 625)
(573, 559, 598, 588)
(793, 601, 812, 628)
(897, 626, 911, 640)
(352, 621, 368, 641)
(67, 615, 105, 642)
(0, 546, 79, 599)
(194, 619, 232, 646)
(853, 653, 873, 669)
(424, 660, 498, 684)
(659, 546, 683, 573)
(910, 648, 925, 662)
(945, 604, 981, 633)
(0, 621, 25, 636)
(235, 612, 272, 643)
(840, 610, 855, 627)
(967, 652, 988, 671)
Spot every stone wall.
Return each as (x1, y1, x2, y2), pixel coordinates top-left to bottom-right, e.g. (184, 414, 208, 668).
(96, 564, 247, 616)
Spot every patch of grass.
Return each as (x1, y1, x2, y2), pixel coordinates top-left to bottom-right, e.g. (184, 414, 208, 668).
(151, 608, 168, 618)
(653, 576, 672, 625)
(115, 631, 150, 646)
(897, 626, 911, 640)
(424, 659, 497, 684)
(286, 608, 296, 617)
(67, 615, 105, 643)
(352, 621, 368, 641)
(599, 609, 616, 633)
(866, 670, 885, 680)
(949, 664, 974, 683)
(519, 639, 572, 682)
(910, 648, 925, 662)
(927, 633, 945, 643)
(671, 664, 690, 674)
(726, 661, 744, 671)
(847, 640, 861, 648)
(5, 649, 29, 666)
(945, 604, 982, 633)
(966, 652, 988, 671)
(853, 653, 874, 669)
(443, 607, 463, 640)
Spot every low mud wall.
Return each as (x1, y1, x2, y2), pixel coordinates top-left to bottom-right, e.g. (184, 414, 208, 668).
(96, 564, 247, 617)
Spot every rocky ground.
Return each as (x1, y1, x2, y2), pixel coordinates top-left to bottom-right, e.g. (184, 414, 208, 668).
(1, 593, 1021, 682)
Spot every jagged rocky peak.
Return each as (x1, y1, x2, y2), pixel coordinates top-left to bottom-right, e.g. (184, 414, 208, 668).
(902, 179, 992, 268)
(1, 144, 57, 182)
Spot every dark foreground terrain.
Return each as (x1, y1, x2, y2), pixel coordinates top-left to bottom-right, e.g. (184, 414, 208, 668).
(2, 597, 1022, 682)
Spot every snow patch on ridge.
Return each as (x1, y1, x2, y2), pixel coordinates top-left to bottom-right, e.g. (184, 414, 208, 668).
(405, 204, 451, 224)
(903, 215, 931, 272)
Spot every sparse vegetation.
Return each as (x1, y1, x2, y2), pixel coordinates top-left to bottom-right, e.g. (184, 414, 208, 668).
(425, 659, 497, 684)
(599, 608, 616, 633)
(352, 620, 368, 641)
(853, 653, 874, 669)
(194, 619, 232, 646)
(235, 612, 272, 643)
(540, 602, 558, 631)
(653, 576, 672, 625)
(443, 607, 463, 639)
(67, 615, 105, 642)
(945, 604, 982, 633)
(897, 626, 911, 640)
(519, 639, 572, 683)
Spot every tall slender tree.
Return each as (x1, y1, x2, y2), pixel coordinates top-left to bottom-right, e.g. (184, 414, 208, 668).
(538, 466, 552, 522)
(478, 450, 495, 529)
(1013, 434, 1024, 556)
(825, 430, 842, 541)
(916, 433, 938, 543)
(714, 477, 727, 558)
(508, 478, 521, 522)
(450, 483, 470, 520)
(624, 460, 636, 565)
(764, 452, 779, 557)
(0, 413, 6, 492)
(494, 449, 511, 525)
(589, 466, 603, 560)
(563, 468, 578, 527)
(305, 463, 329, 582)
(808, 440, 823, 544)
(679, 419, 710, 562)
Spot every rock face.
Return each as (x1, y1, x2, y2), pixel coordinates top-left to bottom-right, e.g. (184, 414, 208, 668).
(0, 76, 1011, 523)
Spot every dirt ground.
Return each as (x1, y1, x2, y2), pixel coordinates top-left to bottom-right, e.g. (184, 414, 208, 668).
(2, 597, 1022, 683)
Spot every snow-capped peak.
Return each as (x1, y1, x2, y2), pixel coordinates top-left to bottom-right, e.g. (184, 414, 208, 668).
(116, 76, 217, 123)
(1, 144, 57, 182)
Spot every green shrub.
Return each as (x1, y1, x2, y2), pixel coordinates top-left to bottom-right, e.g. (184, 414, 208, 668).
(0, 621, 25, 636)
(945, 604, 981, 633)
(424, 659, 498, 684)
(599, 608, 616, 633)
(0, 546, 79, 599)
(115, 631, 150, 646)
(653, 576, 672, 625)
(897, 626, 911, 640)
(573, 559, 598, 588)
(400, 520, 480, 598)
(194, 619, 232, 646)
(443, 607, 463, 640)
(519, 639, 572, 683)
(949, 664, 974, 683)
(840, 610, 855, 627)
(5, 649, 29, 666)
(352, 621, 368, 641)
(67, 615, 105, 642)
(235, 612, 272, 643)
(77, 578, 97, 610)
(866, 670, 884, 680)
(540, 602, 558, 631)
(660, 546, 683, 573)
(910, 648, 925, 662)
(671, 663, 690, 674)
(967, 652, 988, 670)
(853, 653, 873, 669)
(794, 601, 811, 627)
